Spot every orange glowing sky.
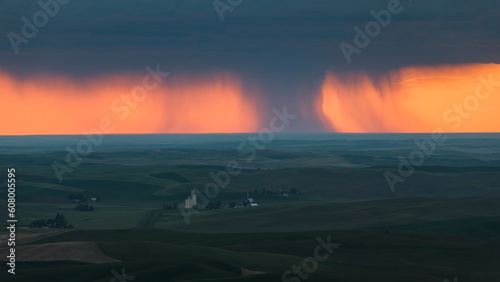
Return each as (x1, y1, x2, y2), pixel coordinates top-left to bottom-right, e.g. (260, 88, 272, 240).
(0, 70, 261, 135)
(318, 63, 500, 133)
(2, 63, 500, 135)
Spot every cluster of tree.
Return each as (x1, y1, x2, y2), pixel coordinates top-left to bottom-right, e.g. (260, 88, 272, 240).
(261, 188, 278, 195)
(258, 188, 301, 195)
(162, 203, 179, 210)
(166, 201, 237, 210)
(29, 213, 73, 229)
(206, 200, 222, 210)
(75, 203, 94, 211)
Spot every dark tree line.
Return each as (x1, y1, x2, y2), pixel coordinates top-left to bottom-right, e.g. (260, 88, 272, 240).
(164, 201, 225, 210)
(206, 200, 222, 210)
(166, 201, 236, 210)
(259, 187, 301, 195)
(162, 203, 179, 210)
(30, 213, 73, 229)
(75, 203, 94, 211)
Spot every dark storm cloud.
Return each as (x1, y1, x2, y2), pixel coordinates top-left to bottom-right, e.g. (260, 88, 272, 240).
(1, 0, 499, 73)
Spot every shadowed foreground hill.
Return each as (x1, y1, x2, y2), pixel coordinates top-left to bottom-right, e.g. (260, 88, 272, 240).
(1, 229, 499, 281)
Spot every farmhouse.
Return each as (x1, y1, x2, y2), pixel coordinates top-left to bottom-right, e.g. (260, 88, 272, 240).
(244, 192, 259, 207)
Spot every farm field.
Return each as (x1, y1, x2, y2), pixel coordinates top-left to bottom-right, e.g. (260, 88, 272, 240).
(0, 134, 499, 281)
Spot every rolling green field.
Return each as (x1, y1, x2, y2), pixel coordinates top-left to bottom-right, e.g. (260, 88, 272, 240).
(1, 135, 500, 281)
(2, 228, 500, 281)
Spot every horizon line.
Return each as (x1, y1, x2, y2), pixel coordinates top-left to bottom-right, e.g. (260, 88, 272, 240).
(2, 132, 500, 137)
